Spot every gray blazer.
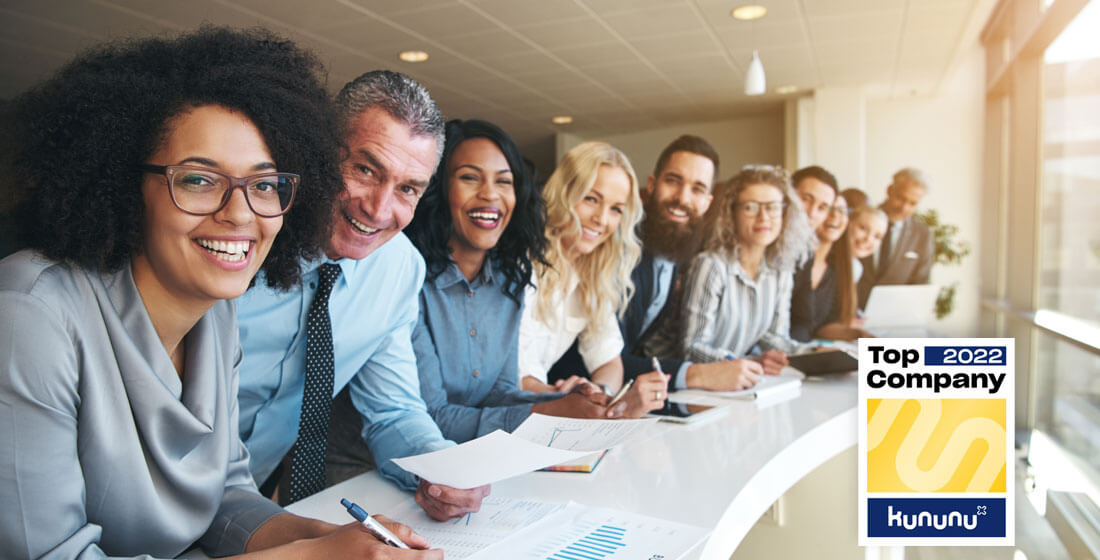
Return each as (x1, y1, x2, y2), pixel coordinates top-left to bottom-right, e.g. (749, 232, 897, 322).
(0, 251, 282, 559)
(857, 215, 934, 307)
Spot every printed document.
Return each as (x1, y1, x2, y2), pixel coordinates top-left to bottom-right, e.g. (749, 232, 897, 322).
(386, 496, 568, 558)
(469, 503, 710, 560)
(391, 415, 656, 489)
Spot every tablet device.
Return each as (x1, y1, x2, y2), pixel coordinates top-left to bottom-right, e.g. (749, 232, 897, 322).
(788, 349, 858, 376)
(647, 401, 725, 424)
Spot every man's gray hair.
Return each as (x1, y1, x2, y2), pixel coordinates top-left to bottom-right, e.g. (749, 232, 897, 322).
(891, 167, 929, 191)
(335, 70, 445, 163)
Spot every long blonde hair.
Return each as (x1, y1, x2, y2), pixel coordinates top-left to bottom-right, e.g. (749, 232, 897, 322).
(536, 141, 643, 328)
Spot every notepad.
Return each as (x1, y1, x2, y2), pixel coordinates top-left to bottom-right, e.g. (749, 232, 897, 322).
(541, 449, 608, 473)
(699, 372, 803, 400)
(787, 349, 858, 375)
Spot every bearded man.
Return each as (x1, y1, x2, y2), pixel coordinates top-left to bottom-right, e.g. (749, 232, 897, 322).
(549, 135, 764, 391)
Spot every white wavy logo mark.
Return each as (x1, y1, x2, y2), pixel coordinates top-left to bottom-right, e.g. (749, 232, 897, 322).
(868, 399, 1005, 492)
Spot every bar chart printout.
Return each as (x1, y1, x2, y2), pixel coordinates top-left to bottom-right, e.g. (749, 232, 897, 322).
(470, 504, 710, 560)
(544, 522, 626, 560)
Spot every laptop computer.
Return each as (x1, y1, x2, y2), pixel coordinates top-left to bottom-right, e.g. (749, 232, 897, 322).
(862, 284, 940, 337)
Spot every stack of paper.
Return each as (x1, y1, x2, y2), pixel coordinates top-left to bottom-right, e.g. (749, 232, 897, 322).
(391, 414, 657, 488)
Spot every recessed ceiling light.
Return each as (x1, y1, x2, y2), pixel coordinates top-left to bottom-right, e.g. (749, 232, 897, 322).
(551, 116, 573, 125)
(776, 85, 798, 94)
(731, 5, 767, 20)
(398, 50, 429, 63)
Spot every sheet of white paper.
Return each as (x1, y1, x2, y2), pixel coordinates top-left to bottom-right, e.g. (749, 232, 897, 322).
(469, 503, 710, 560)
(511, 413, 658, 451)
(386, 496, 567, 558)
(391, 430, 591, 489)
(679, 372, 802, 400)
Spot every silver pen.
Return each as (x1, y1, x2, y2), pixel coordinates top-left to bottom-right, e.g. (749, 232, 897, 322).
(340, 498, 410, 549)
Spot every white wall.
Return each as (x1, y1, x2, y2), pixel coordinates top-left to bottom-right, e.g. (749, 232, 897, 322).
(556, 111, 785, 183)
(864, 45, 986, 337)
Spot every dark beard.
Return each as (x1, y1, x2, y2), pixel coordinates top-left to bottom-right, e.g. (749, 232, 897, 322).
(641, 198, 702, 265)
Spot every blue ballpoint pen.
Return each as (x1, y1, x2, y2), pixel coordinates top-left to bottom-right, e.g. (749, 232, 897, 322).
(340, 498, 410, 549)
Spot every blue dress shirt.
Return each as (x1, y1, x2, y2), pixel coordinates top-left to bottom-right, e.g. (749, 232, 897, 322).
(414, 259, 556, 443)
(236, 234, 452, 490)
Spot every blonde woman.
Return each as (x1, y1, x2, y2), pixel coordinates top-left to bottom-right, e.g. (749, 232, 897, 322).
(517, 141, 668, 417)
(847, 205, 889, 288)
(646, 165, 816, 375)
(810, 204, 889, 339)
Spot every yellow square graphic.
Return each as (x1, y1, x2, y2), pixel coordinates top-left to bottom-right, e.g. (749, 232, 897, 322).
(867, 398, 1007, 493)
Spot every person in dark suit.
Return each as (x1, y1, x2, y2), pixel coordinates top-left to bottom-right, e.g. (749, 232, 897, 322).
(857, 167, 935, 307)
(548, 135, 765, 392)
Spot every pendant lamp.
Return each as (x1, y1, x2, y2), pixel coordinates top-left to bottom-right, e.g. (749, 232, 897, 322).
(745, 50, 766, 96)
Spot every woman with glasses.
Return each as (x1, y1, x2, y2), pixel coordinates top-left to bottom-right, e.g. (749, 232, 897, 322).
(516, 141, 668, 417)
(406, 120, 610, 443)
(645, 166, 815, 371)
(0, 28, 433, 558)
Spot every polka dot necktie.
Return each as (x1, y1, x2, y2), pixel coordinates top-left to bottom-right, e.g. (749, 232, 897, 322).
(288, 262, 341, 503)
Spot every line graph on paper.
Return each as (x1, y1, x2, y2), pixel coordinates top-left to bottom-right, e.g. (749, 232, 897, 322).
(511, 414, 657, 452)
(547, 427, 583, 447)
(387, 496, 566, 558)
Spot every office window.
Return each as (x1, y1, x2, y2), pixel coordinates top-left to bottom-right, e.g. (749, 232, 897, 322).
(1039, 0, 1100, 323)
(981, 0, 1099, 548)
(1035, 0, 1100, 484)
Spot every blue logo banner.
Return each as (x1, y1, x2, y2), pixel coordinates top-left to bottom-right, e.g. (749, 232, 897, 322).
(867, 498, 1006, 538)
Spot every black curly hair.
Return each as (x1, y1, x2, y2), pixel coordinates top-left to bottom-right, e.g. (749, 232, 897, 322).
(406, 119, 546, 302)
(1, 26, 343, 290)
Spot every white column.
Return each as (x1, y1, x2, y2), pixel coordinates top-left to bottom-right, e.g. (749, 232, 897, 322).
(810, 86, 867, 188)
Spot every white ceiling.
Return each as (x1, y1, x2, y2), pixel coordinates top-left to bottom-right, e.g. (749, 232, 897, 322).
(0, 0, 983, 163)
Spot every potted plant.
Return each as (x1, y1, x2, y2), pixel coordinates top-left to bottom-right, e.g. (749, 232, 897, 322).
(916, 209, 971, 319)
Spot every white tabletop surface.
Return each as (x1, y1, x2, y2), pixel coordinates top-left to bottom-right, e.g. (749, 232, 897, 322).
(287, 369, 859, 560)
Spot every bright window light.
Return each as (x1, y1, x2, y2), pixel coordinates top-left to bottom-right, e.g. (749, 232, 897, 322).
(1044, 1, 1100, 64)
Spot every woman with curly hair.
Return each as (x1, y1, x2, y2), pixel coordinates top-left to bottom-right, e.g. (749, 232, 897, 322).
(406, 120, 611, 443)
(516, 141, 667, 418)
(645, 165, 816, 374)
(0, 27, 436, 558)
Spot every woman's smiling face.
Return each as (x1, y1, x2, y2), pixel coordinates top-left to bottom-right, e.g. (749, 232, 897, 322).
(446, 137, 516, 256)
(563, 164, 630, 258)
(134, 104, 283, 308)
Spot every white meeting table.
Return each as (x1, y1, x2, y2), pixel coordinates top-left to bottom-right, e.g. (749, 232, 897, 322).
(286, 370, 859, 559)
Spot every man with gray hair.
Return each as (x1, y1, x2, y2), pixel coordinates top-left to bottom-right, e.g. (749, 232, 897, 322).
(235, 70, 489, 521)
(857, 167, 935, 307)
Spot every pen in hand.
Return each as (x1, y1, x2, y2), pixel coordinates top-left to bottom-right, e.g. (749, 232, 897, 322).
(605, 379, 634, 409)
(340, 498, 410, 549)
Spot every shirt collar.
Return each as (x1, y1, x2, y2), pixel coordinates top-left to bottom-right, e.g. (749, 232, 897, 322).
(432, 257, 498, 291)
(303, 254, 361, 288)
(729, 248, 775, 286)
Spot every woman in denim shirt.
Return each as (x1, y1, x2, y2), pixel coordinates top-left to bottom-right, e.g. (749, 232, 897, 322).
(405, 119, 610, 443)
